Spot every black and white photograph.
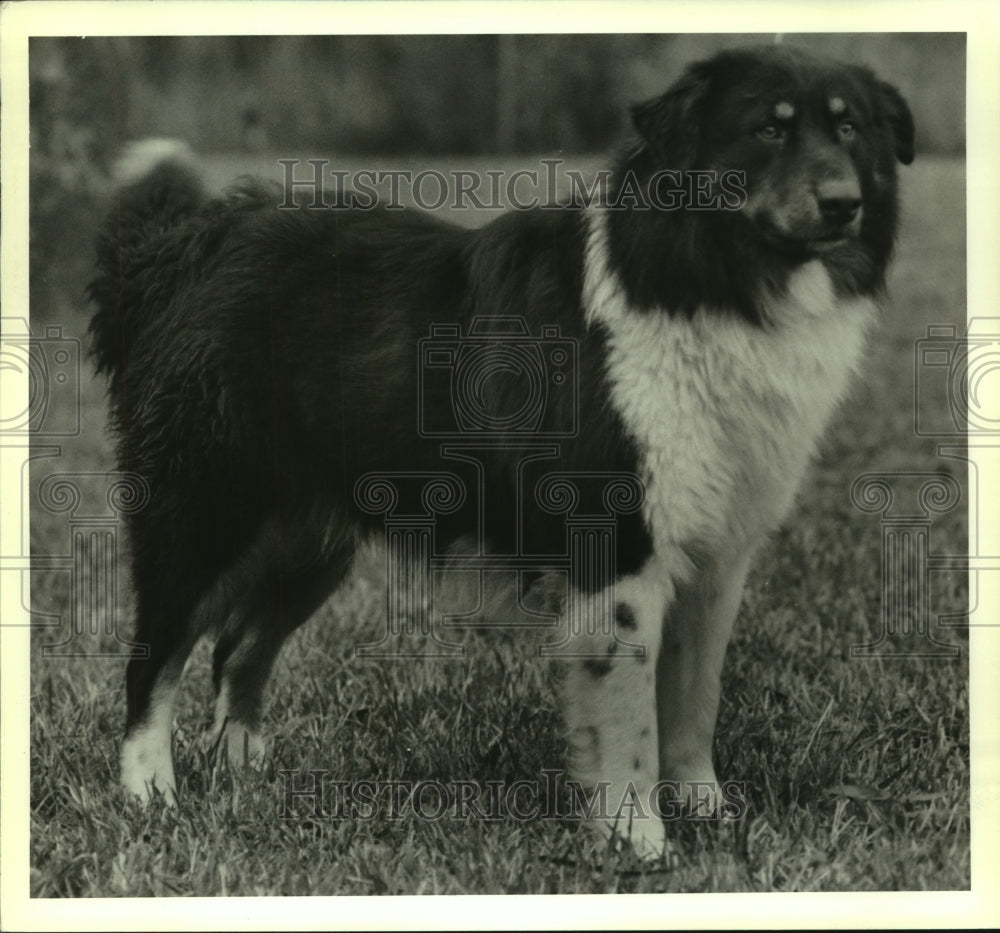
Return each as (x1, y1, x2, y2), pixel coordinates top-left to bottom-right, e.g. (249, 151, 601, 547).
(1, 0, 997, 928)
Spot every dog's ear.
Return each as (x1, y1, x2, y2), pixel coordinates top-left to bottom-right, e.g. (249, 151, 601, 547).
(631, 62, 713, 168)
(877, 80, 915, 165)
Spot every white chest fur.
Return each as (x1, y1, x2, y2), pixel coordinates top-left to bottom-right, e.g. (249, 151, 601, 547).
(582, 210, 873, 563)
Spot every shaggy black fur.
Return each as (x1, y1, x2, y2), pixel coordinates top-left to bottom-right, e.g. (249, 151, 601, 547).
(90, 44, 912, 759)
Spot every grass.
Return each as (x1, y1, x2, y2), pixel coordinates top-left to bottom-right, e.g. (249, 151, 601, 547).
(26, 154, 969, 897)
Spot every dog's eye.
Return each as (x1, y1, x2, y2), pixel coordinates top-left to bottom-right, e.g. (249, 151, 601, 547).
(838, 121, 856, 140)
(756, 124, 786, 142)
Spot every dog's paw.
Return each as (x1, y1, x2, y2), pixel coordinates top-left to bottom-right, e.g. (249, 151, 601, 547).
(587, 812, 677, 866)
(120, 733, 178, 806)
(659, 767, 725, 819)
(209, 721, 266, 770)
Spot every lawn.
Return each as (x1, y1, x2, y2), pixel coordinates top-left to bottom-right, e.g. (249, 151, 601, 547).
(25, 153, 969, 897)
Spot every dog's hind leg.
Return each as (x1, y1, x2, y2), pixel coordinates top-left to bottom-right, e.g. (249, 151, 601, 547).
(121, 632, 188, 805)
(120, 504, 280, 804)
(121, 582, 225, 805)
(210, 549, 354, 770)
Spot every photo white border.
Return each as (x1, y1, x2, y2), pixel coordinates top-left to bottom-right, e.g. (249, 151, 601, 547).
(2, 1, 997, 929)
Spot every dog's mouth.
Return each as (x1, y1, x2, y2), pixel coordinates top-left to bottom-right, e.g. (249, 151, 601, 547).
(755, 220, 857, 258)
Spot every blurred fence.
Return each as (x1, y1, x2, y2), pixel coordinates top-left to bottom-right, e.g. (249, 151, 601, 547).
(31, 33, 964, 162)
(27, 33, 964, 320)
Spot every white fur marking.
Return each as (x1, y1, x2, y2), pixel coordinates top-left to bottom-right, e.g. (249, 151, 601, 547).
(120, 680, 179, 804)
(114, 138, 196, 186)
(562, 564, 672, 855)
(582, 208, 872, 564)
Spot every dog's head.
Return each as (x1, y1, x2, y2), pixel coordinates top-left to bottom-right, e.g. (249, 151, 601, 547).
(631, 45, 914, 258)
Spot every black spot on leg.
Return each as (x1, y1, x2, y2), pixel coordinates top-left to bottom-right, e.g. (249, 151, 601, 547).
(632, 757, 641, 771)
(640, 727, 650, 738)
(583, 657, 612, 677)
(615, 602, 637, 631)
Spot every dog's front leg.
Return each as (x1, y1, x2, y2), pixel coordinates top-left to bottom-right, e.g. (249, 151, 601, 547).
(561, 566, 673, 857)
(656, 549, 753, 816)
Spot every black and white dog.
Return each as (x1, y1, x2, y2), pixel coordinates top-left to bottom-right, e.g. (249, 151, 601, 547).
(90, 45, 913, 854)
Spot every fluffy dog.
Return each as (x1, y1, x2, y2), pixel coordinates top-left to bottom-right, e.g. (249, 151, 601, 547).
(89, 45, 913, 854)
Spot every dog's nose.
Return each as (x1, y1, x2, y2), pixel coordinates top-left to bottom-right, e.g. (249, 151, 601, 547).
(816, 180, 862, 226)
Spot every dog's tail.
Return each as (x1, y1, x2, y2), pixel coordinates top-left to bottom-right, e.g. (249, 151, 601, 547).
(88, 139, 205, 382)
